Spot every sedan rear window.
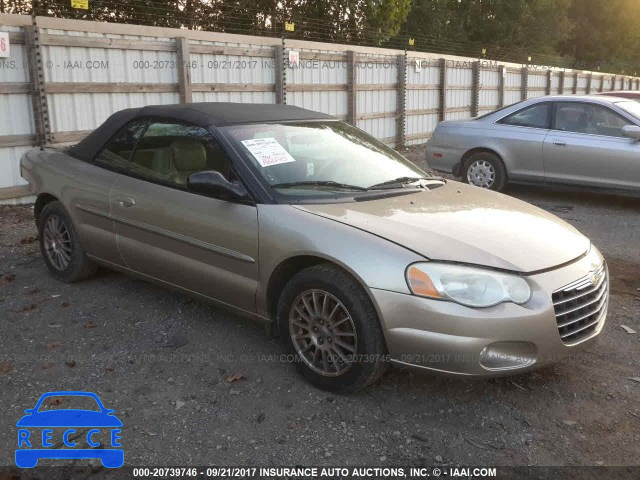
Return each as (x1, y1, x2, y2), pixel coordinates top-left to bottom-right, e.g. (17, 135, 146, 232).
(498, 103, 550, 129)
(615, 100, 640, 118)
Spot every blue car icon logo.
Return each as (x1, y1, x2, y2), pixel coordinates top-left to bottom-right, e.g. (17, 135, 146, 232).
(16, 391, 123, 468)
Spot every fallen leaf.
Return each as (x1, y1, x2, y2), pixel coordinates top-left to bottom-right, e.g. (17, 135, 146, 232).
(256, 413, 266, 423)
(48, 323, 63, 328)
(225, 372, 246, 383)
(0, 273, 16, 287)
(12, 303, 36, 313)
(288, 420, 297, 430)
(41, 363, 55, 370)
(105, 366, 115, 372)
(82, 321, 97, 329)
(562, 420, 577, 426)
(0, 363, 14, 374)
(630, 377, 640, 383)
(20, 235, 37, 244)
(621, 325, 637, 334)
(47, 341, 63, 350)
(65, 360, 76, 368)
(61, 302, 70, 308)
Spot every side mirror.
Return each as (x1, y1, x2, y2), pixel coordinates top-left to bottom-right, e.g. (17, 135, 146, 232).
(187, 170, 248, 200)
(622, 125, 640, 140)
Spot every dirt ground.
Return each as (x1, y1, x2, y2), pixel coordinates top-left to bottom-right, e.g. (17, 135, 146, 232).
(0, 147, 639, 471)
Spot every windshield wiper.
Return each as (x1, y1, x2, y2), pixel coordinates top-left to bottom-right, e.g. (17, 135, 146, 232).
(368, 176, 443, 190)
(271, 180, 368, 191)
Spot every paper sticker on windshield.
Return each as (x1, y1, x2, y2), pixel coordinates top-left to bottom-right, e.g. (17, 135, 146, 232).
(241, 138, 296, 168)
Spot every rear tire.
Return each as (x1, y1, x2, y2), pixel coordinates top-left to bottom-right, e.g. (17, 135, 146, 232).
(38, 201, 97, 283)
(277, 264, 388, 392)
(461, 151, 507, 191)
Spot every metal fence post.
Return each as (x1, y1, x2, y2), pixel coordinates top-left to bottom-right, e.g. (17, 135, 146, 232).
(599, 76, 605, 92)
(498, 65, 505, 107)
(346, 51, 357, 126)
(176, 37, 192, 104)
(274, 45, 285, 104)
(438, 58, 447, 122)
(572, 72, 578, 94)
(521, 67, 528, 101)
(24, 25, 51, 146)
(586, 73, 592, 94)
(545, 70, 552, 95)
(471, 61, 480, 117)
(558, 71, 565, 94)
(611, 75, 616, 91)
(396, 53, 407, 148)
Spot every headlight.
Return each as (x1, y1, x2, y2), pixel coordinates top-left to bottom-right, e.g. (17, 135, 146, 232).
(406, 262, 531, 308)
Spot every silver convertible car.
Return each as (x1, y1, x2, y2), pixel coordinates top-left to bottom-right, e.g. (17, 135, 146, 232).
(21, 103, 608, 391)
(425, 95, 640, 192)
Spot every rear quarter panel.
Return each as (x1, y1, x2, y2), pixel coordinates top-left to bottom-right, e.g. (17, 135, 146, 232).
(21, 148, 121, 264)
(427, 121, 548, 180)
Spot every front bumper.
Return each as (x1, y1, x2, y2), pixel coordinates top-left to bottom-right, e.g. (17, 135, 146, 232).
(372, 249, 608, 377)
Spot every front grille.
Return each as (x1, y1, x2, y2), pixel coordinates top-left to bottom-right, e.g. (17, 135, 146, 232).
(552, 263, 608, 345)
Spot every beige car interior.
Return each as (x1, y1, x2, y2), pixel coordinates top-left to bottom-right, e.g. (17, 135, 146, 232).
(121, 137, 231, 185)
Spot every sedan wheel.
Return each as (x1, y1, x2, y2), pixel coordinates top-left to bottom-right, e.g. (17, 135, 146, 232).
(38, 201, 97, 282)
(278, 264, 388, 391)
(462, 151, 507, 191)
(289, 289, 357, 377)
(467, 160, 496, 189)
(43, 215, 73, 271)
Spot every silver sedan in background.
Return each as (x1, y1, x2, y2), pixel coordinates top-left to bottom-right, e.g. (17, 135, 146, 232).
(425, 95, 640, 192)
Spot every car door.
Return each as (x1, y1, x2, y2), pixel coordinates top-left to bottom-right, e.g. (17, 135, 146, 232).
(492, 101, 552, 181)
(543, 101, 640, 190)
(109, 121, 259, 313)
(75, 119, 149, 266)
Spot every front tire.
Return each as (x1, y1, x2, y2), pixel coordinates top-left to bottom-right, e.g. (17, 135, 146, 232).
(462, 151, 507, 191)
(38, 201, 97, 283)
(277, 264, 388, 392)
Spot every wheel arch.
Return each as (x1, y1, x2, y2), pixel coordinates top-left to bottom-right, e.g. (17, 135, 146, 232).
(34, 193, 59, 226)
(265, 254, 384, 337)
(460, 147, 507, 172)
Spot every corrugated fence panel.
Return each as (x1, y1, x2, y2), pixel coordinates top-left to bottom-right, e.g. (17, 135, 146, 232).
(446, 66, 472, 120)
(42, 29, 180, 134)
(479, 68, 500, 111)
(0, 26, 32, 189)
(405, 58, 440, 145)
(504, 70, 522, 105)
(527, 72, 547, 98)
(190, 40, 275, 105)
(286, 49, 347, 118)
(356, 54, 398, 143)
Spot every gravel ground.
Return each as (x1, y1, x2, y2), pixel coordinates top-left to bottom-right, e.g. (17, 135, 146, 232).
(1, 147, 639, 471)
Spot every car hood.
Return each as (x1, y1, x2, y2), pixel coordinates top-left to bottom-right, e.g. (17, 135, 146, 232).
(293, 182, 590, 273)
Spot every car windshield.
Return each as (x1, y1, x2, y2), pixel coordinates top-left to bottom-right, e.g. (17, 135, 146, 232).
(615, 100, 640, 118)
(220, 121, 433, 198)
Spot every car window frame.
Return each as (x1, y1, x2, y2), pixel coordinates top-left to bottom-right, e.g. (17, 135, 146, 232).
(550, 101, 638, 139)
(495, 101, 552, 130)
(91, 117, 257, 206)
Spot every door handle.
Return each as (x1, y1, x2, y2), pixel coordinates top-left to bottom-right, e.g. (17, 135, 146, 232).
(553, 141, 567, 147)
(116, 197, 136, 207)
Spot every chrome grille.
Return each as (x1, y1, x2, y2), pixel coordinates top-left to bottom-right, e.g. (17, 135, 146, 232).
(552, 263, 608, 345)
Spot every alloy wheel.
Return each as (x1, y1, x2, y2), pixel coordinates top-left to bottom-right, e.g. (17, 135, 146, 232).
(289, 289, 358, 377)
(43, 215, 72, 271)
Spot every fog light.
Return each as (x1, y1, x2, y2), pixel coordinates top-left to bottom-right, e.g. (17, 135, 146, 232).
(479, 342, 537, 371)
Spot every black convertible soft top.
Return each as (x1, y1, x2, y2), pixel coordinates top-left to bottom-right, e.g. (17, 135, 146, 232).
(69, 102, 335, 162)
